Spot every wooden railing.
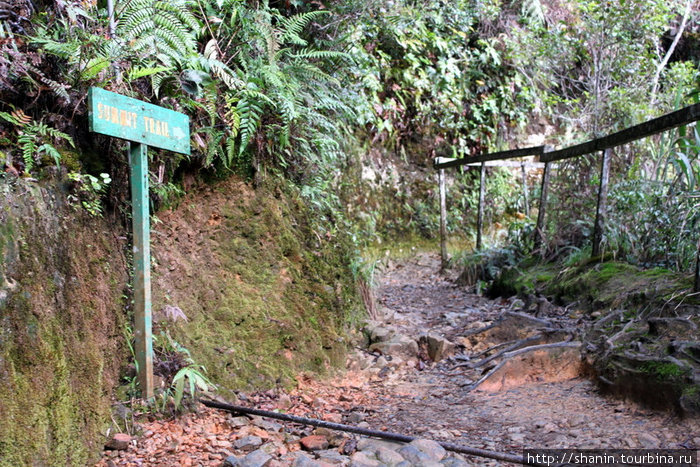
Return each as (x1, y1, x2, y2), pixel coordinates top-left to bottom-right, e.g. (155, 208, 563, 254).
(434, 103, 700, 291)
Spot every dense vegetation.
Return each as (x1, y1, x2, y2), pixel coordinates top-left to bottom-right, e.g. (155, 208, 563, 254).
(1, 1, 697, 263)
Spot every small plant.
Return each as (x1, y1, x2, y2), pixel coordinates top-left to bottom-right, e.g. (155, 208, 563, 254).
(67, 172, 112, 216)
(153, 329, 215, 411)
(0, 108, 75, 172)
(171, 364, 213, 409)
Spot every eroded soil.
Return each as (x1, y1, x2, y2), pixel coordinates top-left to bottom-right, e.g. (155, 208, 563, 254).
(98, 253, 699, 466)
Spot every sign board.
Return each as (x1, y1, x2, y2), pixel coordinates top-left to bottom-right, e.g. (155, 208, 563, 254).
(88, 87, 190, 155)
(87, 87, 191, 399)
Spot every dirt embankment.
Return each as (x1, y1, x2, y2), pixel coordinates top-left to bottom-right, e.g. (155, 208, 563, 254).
(149, 177, 362, 397)
(0, 178, 129, 466)
(0, 174, 363, 466)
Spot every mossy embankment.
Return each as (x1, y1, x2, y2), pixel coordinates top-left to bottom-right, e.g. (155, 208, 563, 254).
(485, 257, 700, 415)
(0, 178, 129, 466)
(0, 173, 364, 464)
(150, 176, 363, 396)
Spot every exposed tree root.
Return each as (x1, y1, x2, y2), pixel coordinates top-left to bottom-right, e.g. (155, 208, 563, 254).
(465, 341, 581, 392)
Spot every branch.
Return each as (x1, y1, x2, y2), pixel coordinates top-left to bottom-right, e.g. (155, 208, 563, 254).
(650, 0, 695, 105)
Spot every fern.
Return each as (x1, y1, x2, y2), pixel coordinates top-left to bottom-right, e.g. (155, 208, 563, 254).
(278, 10, 328, 46)
(520, 0, 545, 26)
(237, 94, 263, 155)
(1, 110, 74, 173)
(117, 0, 200, 67)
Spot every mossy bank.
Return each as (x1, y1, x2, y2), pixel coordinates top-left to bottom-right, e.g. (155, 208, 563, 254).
(486, 257, 700, 416)
(0, 177, 128, 466)
(0, 174, 363, 465)
(150, 176, 362, 396)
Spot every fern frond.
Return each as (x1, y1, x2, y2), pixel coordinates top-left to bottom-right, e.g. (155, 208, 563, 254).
(128, 65, 173, 81)
(37, 143, 62, 167)
(286, 49, 350, 61)
(521, 0, 545, 25)
(17, 133, 37, 172)
(278, 10, 328, 46)
(237, 94, 264, 154)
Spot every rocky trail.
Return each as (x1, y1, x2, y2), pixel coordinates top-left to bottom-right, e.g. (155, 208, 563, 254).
(98, 253, 699, 467)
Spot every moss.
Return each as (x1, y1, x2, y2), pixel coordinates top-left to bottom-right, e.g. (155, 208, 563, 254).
(151, 177, 361, 396)
(0, 178, 128, 465)
(639, 361, 688, 383)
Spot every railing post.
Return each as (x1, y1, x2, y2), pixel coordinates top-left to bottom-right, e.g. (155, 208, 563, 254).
(694, 236, 699, 292)
(438, 167, 448, 271)
(520, 161, 530, 217)
(592, 148, 612, 258)
(534, 147, 553, 256)
(476, 162, 486, 250)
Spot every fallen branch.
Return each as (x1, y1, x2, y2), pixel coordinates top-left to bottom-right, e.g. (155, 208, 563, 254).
(200, 399, 545, 466)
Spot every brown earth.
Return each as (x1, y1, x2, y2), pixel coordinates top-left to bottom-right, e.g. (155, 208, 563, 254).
(98, 252, 699, 466)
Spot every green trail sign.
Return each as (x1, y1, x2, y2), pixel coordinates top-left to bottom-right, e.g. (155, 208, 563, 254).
(88, 87, 190, 154)
(88, 87, 191, 399)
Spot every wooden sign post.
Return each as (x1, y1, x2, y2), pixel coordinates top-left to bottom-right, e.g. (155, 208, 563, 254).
(88, 87, 190, 398)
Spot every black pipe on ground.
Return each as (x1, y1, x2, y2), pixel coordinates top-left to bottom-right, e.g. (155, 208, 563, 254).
(200, 398, 543, 466)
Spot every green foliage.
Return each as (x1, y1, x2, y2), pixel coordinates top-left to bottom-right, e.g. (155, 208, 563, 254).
(171, 364, 212, 409)
(0, 109, 75, 172)
(339, 0, 534, 156)
(66, 172, 112, 217)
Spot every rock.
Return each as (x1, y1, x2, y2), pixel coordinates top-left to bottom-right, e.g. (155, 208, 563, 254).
(420, 334, 456, 361)
(240, 449, 273, 467)
(235, 436, 263, 451)
(104, 433, 131, 451)
(543, 423, 558, 433)
(223, 456, 242, 467)
(317, 449, 351, 465)
(277, 394, 293, 410)
(350, 450, 380, 466)
(441, 458, 470, 467)
(397, 445, 431, 464)
(230, 416, 251, 428)
(374, 356, 388, 368)
(251, 417, 283, 433)
(369, 334, 419, 358)
(324, 413, 343, 424)
(346, 412, 366, 424)
(637, 433, 660, 448)
(292, 453, 324, 467)
(369, 326, 393, 344)
(356, 438, 403, 452)
(376, 446, 405, 466)
(300, 435, 329, 451)
(409, 438, 446, 461)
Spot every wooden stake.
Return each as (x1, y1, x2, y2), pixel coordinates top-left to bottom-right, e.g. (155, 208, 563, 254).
(592, 148, 611, 258)
(129, 142, 154, 399)
(694, 237, 699, 292)
(476, 162, 486, 250)
(439, 168, 448, 271)
(534, 161, 552, 255)
(521, 162, 530, 216)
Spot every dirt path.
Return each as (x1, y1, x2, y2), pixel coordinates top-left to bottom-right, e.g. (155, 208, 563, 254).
(357, 253, 698, 457)
(99, 253, 699, 466)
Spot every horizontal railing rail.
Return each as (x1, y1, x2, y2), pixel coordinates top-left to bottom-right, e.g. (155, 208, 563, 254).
(433, 103, 700, 291)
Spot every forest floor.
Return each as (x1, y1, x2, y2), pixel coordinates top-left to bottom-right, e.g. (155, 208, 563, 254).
(98, 252, 699, 467)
